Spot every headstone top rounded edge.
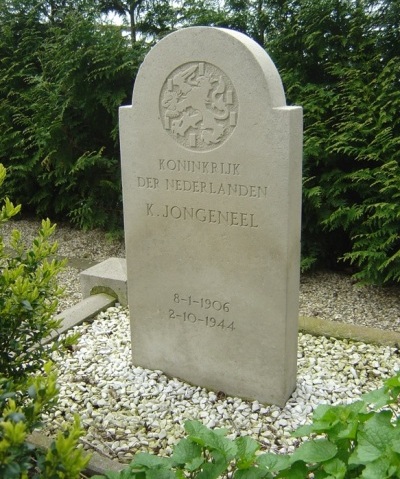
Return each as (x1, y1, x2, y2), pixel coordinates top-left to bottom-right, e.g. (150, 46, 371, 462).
(132, 27, 286, 109)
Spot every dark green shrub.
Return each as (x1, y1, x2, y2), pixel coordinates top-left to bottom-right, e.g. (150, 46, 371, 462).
(0, 4, 142, 230)
(266, 0, 400, 284)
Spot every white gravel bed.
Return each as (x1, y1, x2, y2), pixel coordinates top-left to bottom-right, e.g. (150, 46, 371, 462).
(42, 306, 400, 464)
(300, 271, 400, 332)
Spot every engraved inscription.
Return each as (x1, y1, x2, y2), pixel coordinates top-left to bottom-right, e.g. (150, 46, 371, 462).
(137, 175, 267, 199)
(160, 62, 238, 151)
(174, 293, 230, 312)
(145, 203, 259, 228)
(159, 159, 240, 175)
(169, 293, 235, 332)
(168, 310, 235, 331)
(164, 179, 267, 199)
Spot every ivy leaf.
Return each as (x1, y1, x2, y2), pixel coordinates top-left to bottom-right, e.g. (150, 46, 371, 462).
(290, 439, 338, 464)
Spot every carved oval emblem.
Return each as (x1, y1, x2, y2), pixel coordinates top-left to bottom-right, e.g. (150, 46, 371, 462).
(160, 62, 238, 151)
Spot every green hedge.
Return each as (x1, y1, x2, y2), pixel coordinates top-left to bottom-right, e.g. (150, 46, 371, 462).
(1, 0, 399, 284)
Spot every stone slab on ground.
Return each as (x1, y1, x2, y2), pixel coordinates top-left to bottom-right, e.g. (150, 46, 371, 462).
(42, 293, 116, 345)
(80, 257, 128, 306)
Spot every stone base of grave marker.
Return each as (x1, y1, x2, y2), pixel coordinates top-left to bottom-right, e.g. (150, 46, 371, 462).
(120, 27, 302, 406)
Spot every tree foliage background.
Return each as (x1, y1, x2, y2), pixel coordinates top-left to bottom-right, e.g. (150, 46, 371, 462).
(0, 0, 399, 284)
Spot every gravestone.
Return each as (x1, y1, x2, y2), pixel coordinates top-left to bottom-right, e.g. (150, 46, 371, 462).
(119, 27, 302, 406)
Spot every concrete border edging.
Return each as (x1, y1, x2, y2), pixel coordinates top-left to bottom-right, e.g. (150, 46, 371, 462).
(300, 315, 400, 347)
(42, 293, 117, 345)
(27, 431, 124, 475)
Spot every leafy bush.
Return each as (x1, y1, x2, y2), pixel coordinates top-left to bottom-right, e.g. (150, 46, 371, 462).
(0, 163, 90, 477)
(94, 372, 400, 478)
(0, 165, 77, 381)
(0, 364, 90, 479)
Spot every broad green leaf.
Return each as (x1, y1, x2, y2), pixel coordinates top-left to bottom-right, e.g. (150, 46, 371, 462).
(132, 452, 173, 469)
(384, 374, 400, 391)
(236, 436, 260, 468)
(214, 427, 230, 436)
(360, 457, 393, 479)
(362, 387, 391, 410)
(391, 439, 400, 454)
(171, 438, 202, 465)
(323, 458, 347, 479)
(349, 434, 381, 465)
(146, 469, 177, 479)
(256, 452, 291, 472)
(363, 411, 399, 454)
(336, 420, 359, 440)
(313, 404, 337, 421)
(233, 466, 266, 478)
(185, 420, 237, 458)
(185, 456, 205, 472)
(196, 456, 229, 479)
(349, 411, 400, 466)
(278, 460, 308, 479)
(292, 424, 314, 437)
(185, 420, 213, 447)
(290, 439, 338, 464)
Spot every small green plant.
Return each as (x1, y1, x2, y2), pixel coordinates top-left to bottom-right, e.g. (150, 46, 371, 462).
(0, 165, 78, 382)
(0, 363, 91, 479)
(94, 372, 400, 478)
(0, 163, 90, 477)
